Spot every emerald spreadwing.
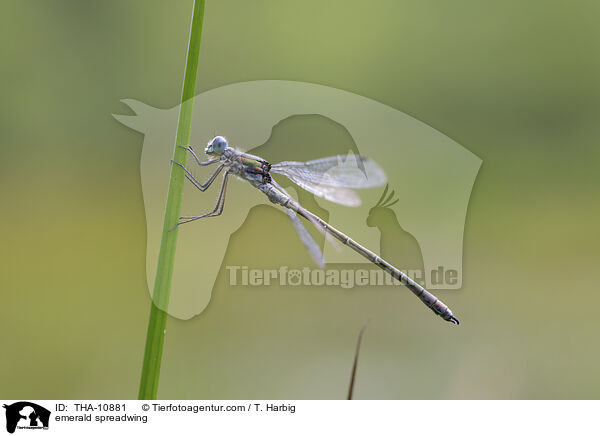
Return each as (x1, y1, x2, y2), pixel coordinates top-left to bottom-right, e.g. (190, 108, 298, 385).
(171, 136, 459, 325)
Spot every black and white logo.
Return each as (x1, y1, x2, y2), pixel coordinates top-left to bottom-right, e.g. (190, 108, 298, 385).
(3, 402, 50, 433)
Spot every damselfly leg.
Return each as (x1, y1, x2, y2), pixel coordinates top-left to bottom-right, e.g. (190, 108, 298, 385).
(169, 171, 230, 231)
(171, 160, 224, 192)
(177, 145, 219, 166)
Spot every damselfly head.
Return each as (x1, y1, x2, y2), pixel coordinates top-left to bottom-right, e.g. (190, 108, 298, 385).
(205, 136, 228, 155)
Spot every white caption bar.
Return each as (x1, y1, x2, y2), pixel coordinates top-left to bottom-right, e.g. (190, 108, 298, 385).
(1, 400, 598, 436)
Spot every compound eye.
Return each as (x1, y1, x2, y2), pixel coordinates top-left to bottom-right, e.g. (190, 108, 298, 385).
(213, 136, 227, 151)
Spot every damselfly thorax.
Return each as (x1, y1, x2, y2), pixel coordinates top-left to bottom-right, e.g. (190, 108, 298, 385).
(219, 148, 294, 207)
(222, 149, 271, 182)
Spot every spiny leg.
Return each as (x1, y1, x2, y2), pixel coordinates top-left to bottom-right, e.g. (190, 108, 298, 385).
(181, 172, 229, 219)
(177, 145, 218, 166)
(169, 172, 230, 230)
(172, 160, 224, 192)
(178, 173, 229, 223)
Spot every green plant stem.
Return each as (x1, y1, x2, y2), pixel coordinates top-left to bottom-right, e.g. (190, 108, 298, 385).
(138, 0, 206, 400)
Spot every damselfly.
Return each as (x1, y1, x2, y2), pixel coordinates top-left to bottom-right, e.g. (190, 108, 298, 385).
(171, 136, 459, 325)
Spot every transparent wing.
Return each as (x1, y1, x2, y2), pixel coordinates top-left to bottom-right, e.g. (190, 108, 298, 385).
(284, 177, 361, 207)
(271, 155, 386, 206)
(285, 208, 325, 268)
(270, 179, 325, 267)
(271, 155, 386, 189)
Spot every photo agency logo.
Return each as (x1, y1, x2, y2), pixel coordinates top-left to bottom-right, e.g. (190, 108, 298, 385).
(3, 402, 50, 433)
(114, 80, 481, 320)
(226, 265, 453, 289)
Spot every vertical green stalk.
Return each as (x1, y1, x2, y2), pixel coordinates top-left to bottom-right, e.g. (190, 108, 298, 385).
(138, 0, 206, 400)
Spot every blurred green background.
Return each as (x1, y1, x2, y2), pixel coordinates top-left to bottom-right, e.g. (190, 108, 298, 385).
(1, 0, 599, 399)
